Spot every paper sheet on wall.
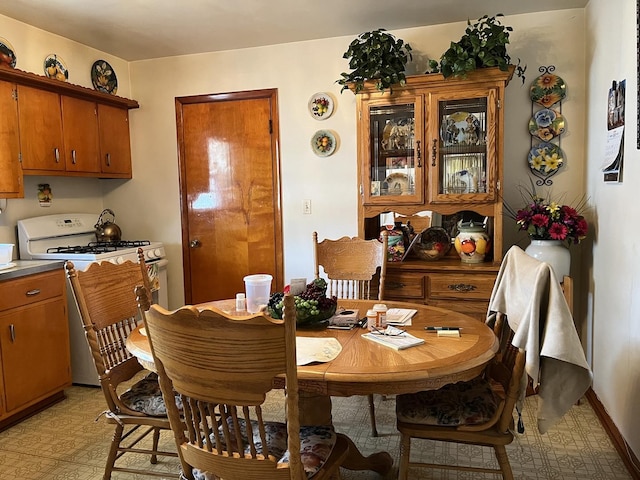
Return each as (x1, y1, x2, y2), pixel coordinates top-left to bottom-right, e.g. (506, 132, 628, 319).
(601, 126, 624, 171)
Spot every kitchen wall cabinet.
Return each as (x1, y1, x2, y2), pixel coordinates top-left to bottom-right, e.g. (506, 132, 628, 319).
(0, 67, 139, 197)
(355, 67, 514, 319)
(0, 268, 71, 427)
(0, 80, 22, 198)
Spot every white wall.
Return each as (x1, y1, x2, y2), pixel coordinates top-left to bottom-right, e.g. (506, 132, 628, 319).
(586, 0, 640, 457)
(0, 14, 131, 251)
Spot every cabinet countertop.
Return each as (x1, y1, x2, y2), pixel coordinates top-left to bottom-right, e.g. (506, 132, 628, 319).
(0, 260, 65, 282)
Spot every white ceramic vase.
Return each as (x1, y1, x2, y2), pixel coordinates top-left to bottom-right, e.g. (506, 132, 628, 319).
(524, 239, 570, 283)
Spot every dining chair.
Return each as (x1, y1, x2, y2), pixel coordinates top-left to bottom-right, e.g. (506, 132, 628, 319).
(65, 250, 179, 480)
(395, 312, 526, 480)
(313, 230, 388, 437)
(136, 288, 350, 480)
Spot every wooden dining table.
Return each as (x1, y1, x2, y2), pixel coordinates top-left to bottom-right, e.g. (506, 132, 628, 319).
(126, 298, 498, 476)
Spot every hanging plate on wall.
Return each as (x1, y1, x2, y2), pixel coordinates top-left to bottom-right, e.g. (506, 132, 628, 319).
(527, 141, 564, 184)
(528, 108, 566, 140)
(0, 37, 17, 68)
(91, 60, 118, 95)
(530, 73, 567, 107)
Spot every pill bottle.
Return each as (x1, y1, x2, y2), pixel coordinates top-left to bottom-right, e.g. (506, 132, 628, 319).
(373, 303, 388, 327)
(235, 293, 246, 312)
(366, 309, 378, 331)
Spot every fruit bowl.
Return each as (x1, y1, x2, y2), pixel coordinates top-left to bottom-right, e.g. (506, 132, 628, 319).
(266, 278, 338, 328)
(411, 227, 451, 261)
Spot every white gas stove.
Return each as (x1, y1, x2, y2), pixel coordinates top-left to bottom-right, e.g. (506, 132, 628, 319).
(16, 213, 168, 386)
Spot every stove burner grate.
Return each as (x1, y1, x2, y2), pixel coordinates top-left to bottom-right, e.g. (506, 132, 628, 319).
(47, 240, 151, 255)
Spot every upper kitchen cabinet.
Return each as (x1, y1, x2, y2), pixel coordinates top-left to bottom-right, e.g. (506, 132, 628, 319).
(356, 66, 513, 262)
(0, 80, 22, 198)
(0, 67, 138, 196)
(98, 104, 132, 177)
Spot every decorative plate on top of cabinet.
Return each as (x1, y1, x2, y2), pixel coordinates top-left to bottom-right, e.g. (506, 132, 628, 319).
(91, 60, 118, 95)
(308, 92, 334, 120)
(43, 54, 69, 82)
(0, 37, 17, 68)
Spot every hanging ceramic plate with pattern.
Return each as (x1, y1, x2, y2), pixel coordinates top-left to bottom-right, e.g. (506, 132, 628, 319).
(527, 142, 564, 176)
(308, 92, 334, 120)
(529, 73, 567, 107)
(0, 37, 17, 68)
(44, 54, 69, 82)
(91, 60, 118, 95)
(310, 129, 337, 157)
(528, 108, 566, 140)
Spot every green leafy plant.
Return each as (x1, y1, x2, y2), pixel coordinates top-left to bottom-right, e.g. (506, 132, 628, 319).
(337, 29, 412, 94)
(429, 14, 526, 82)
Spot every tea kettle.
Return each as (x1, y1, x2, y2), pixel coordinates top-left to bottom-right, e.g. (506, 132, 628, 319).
(95, 209, 122, 243)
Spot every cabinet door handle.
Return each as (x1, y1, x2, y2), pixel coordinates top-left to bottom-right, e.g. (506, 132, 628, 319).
(9, 324, 15, 343)
(448, 283, 477, 292)
(431, 139, 437, 167)
(26, 288, 41, 296)
(54, 148, 60, 163)
(71, 149, 77, 164)
(416, 140, 422, 167)
(106, 153, 111, 167)
(190, 239, 201, 248)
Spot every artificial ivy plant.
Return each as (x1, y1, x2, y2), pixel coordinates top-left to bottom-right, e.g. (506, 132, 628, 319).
(337, 29, 412, 94)
(429, 14, 526, 82)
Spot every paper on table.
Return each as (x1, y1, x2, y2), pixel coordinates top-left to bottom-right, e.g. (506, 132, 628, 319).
(362, 326, 425, 351)
(385, 308, 418, 326)
(296, 337, 342, 365)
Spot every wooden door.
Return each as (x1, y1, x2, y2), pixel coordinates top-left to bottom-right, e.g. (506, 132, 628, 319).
(17, 85, 65, 172)
(176, 89, 283, 304)
(61, 96, 100, 173)
(0, 80, 22, 198)
(97, 104, 132, 177)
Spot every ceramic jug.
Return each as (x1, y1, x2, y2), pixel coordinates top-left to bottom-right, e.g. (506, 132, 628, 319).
(454, 220, 490, 264)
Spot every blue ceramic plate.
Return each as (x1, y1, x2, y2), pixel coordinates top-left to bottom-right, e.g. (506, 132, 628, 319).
(527, 142, 564, 176)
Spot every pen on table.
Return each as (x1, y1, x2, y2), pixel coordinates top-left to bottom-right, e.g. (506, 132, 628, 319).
(424, 326, 462, 331)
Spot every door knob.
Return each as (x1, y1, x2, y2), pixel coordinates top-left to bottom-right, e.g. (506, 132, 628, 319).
(190, 239, 201, 248)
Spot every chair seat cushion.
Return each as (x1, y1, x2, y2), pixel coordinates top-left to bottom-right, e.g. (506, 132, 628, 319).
(119, 372, 182, 416)
(193, 421, 336, 479)
(396, 376, 498, 426)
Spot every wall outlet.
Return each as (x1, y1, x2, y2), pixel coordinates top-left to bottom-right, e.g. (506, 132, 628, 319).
(303, 199, 312, 214)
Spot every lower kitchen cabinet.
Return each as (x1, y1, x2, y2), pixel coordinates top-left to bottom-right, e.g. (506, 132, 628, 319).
(385, 258, 499, 321)
(0, 268, 71, 428)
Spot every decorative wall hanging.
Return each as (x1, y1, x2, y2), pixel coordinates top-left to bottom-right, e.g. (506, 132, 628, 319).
(44, 54, 69, 82)
(527, 66, 566, 185)
(308, 92, 334, 120)
(310, 129, 337, 157)
(0, 37, 17, 68)
(91, 60, 118, 95)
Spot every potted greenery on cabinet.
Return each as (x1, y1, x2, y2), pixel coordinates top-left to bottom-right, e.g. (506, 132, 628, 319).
(337, 29, 412, 94)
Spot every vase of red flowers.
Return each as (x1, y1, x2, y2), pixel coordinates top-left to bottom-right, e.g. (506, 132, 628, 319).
(508, 185, 588, 283)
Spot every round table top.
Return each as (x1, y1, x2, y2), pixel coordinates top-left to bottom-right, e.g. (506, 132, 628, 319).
(126, 299, 498, 397)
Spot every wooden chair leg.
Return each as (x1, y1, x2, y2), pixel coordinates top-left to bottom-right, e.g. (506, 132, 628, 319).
(494, 445, 514, 480)
(103, 423, 123, 480)
(367, 394, 378, 436)
(398, 433, 410, 480)
(151, 427, 160, 463)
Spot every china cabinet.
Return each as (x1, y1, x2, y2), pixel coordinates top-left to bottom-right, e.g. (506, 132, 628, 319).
(0, 267, 71, 428)
(355, 67, 514, 319)
(0, 66, 138, 198)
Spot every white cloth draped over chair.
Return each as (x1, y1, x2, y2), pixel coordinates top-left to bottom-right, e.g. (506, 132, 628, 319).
(488, 245, 592, 434)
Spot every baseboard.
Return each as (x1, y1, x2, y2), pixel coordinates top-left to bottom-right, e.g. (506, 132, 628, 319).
(586, 388, 640, 479)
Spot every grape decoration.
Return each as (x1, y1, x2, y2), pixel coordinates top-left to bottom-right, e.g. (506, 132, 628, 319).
(267, 278, 337, 327)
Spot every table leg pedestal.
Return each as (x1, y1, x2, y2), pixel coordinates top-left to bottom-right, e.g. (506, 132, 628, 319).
(298, 392, 393, 475)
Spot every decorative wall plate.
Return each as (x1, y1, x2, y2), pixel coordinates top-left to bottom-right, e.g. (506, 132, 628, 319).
(308, 92, 334, 120)
(44, 54, 69, 81)
(528, 108, 565, 140)
(384, 172, 410, 195)
(0, 37, 17, 68)
(527, 142, 564, 176)
(440, 111, 481, 146)
(91, 60, 118, 95)
(310, 129, 337, 156)
(530, 73, 567, 107)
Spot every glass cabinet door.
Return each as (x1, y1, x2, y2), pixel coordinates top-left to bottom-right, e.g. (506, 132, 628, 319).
(362, 95, 424, 205)
(428, 88, 497, 203)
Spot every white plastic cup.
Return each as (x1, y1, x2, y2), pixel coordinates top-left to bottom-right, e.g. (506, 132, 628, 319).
(243, 274, 273, 313)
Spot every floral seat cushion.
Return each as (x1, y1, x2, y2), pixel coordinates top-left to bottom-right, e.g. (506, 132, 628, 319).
(191, 419, 336, 479)
(119, 372, 182, 416)
(396, 376, 498, 426)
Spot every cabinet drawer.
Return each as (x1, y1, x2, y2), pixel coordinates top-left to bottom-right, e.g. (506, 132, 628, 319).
(385, 273, 424, 300)
(0, 270, 65, 311)
(427, 273, 496, 301)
